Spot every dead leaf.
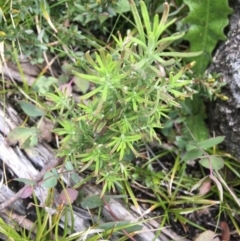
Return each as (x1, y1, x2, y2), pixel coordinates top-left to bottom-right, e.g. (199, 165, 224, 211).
(59, 83, 73, 97)
(199, 180, 211, 195)
(21, 186, 34, 199)
(7, 127, 39, 149)
(195, 230, 220, 241)
(38, 118, 55, 142)
(59, 188, 78, 205)
(220, 221, 230, 241)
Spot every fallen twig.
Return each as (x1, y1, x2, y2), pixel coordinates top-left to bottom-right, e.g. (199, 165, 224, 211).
(0, 157, 63, 211)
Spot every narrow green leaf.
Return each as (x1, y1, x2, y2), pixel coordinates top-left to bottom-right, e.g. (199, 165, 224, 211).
(72, 71, 102, 83)
(156, 17, 176, 40)
(85, 51, 100, 70)
(98, 221, 130, 230)
(130, 36, 147, 50)
(209, 175, 223, 201)
(160, 2, 170, 25)
(190, 176, 209, 193)
(98, 221, 142, 233)
(197, 136, 225, 150)
(79, 86, 102, 100)
(157, 33, 185, 51)
(152, 14, 159, 39)
(15, 178, 36, 186)
(129, 0, 145, 44)
(140, 1, 151, 35)
(159, 51, 202, 57)
(148, 33, 155, 54)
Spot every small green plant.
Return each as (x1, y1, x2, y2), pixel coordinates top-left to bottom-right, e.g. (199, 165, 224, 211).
(52, 0, 201, 199)
(3, 0, 240, 239)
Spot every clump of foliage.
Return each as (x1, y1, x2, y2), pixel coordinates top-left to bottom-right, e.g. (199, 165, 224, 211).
(2, 0, 240, 240)
(52, 0, 200, 196)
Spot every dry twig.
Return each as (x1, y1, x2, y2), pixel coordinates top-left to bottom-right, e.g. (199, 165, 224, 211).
(0, 157, 63, 211)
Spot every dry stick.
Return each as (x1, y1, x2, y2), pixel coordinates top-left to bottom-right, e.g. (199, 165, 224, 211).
(0, 157, 63, 211)
(1, 209, 63, 239)
(102, 197, 138, 241)
(0, 209, 36, 232)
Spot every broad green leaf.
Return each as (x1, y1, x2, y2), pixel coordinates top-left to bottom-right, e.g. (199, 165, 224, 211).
(58, 74, 69, 85)
(7, 127, 40, 149)
(181, 95, 209, 142)
(65, 161, 74, 171)
(182, 148, 204, 161)
(199, 156, 224, 171)
(70, 172, 80, 184)
(184, 115, 209, 142)
(98, 13, 109, 24)
(81, 195, 110, 209)
(182, 0, 233, 74)
(197, 136, 225, 150)
(73, 75, 89, 94)
(15, 178, 36, 186)
(19, 101, 45, 117)
(116, 0, 130, 14)
(175, 136, 188, 149)
(181, 94, 206, 115)
(33, 76, 57, 94)
(64, 162, 80, 183)
(42, 171, 58, 188)
(51, 168, 60, 178)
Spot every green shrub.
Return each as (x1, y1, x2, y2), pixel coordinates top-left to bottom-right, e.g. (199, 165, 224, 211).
(52, 0, 200, 195)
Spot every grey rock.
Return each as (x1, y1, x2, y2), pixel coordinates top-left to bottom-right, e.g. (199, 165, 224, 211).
(208, 0, 240, 158)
